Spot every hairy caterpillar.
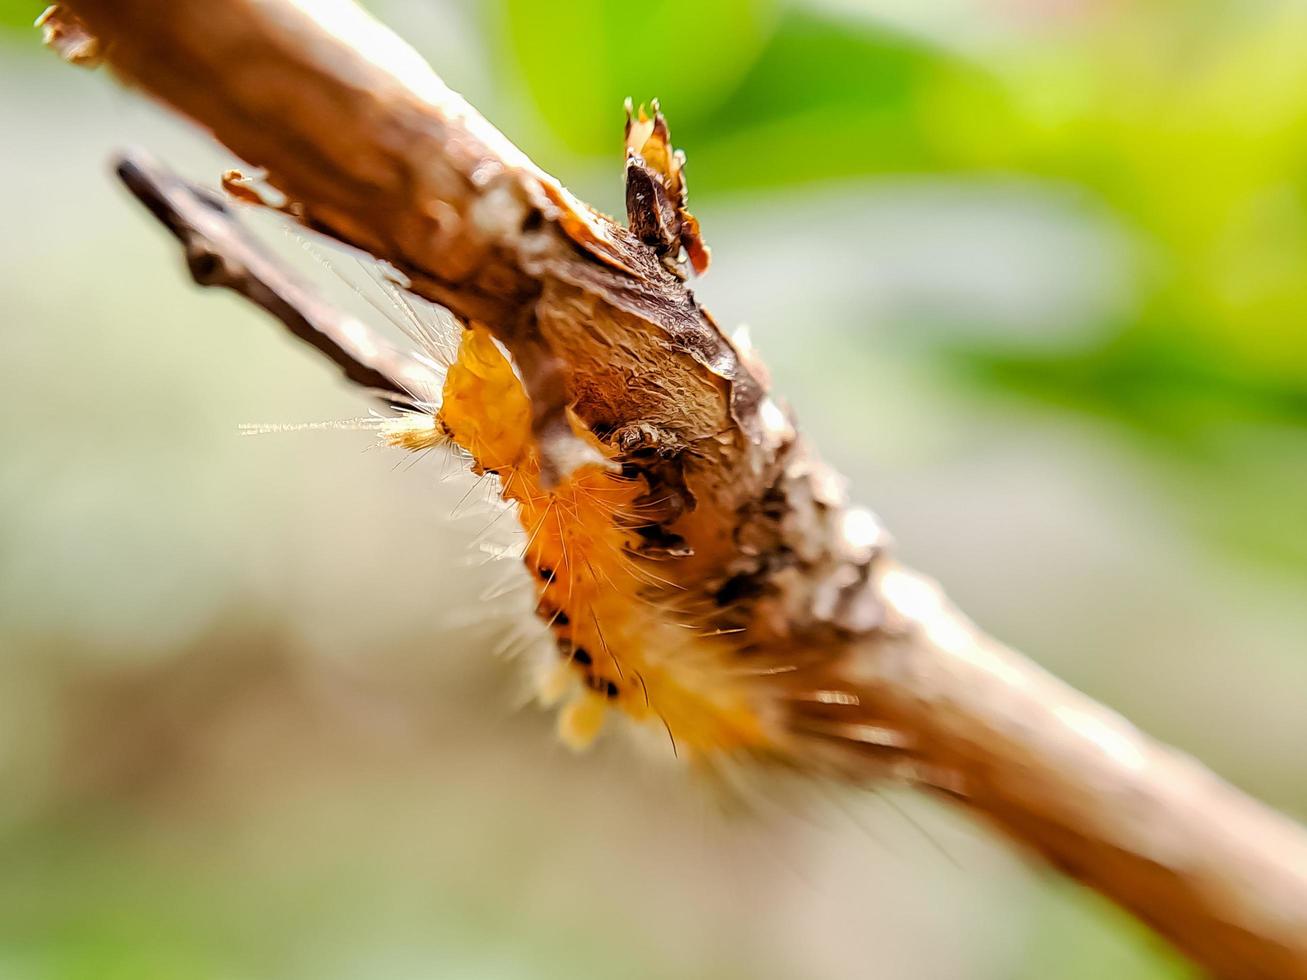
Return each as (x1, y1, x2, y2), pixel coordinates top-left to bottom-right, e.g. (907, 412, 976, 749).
(390, 323, 773, 757)
(118, 100, 899, 781)
(347, 104, 892, 769)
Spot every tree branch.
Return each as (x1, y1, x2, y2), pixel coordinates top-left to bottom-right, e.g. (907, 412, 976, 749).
(114, 151, 440, 408)
(43, 1, 1307, 976)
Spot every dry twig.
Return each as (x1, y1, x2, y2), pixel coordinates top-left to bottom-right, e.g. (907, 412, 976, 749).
(115, 152, 438, 406)
(41, 2, 1307, 975)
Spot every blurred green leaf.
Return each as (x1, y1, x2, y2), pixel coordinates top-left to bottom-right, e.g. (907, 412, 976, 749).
(945, 328, 1307, 437)
(501, 4, 1014, 189)
(0, 0, 42, 35)
(942, 328, 1307, 574)
(675, 9, 1016, 191)
(1003, 4, 1307, 387)
(501, 0, 780, 154)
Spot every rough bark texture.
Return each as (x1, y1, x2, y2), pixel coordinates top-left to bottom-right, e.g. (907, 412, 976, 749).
(43, 1, 1307, 976)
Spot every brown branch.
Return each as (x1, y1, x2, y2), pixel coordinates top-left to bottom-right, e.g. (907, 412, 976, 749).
(42, 1, 1307, 976)
(114, 151, 439, 408)
(862, 564, 1307, 978)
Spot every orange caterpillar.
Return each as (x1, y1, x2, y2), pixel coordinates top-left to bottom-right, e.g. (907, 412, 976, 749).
(393, 325, 778, 759)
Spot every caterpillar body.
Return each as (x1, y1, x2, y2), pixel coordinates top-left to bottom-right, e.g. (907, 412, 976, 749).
(364, 116, 897, 776)
(223, 100, 901, 777)
(396, 324, 779, 759)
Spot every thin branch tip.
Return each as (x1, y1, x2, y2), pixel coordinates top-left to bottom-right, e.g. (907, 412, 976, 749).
(114, 150, 438, 409)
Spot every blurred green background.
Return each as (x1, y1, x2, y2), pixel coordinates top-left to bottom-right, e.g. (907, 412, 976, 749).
(2, 0, 1305, 977)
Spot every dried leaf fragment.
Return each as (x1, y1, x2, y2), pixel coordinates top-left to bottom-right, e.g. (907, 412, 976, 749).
(624, 99, 711, 277)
